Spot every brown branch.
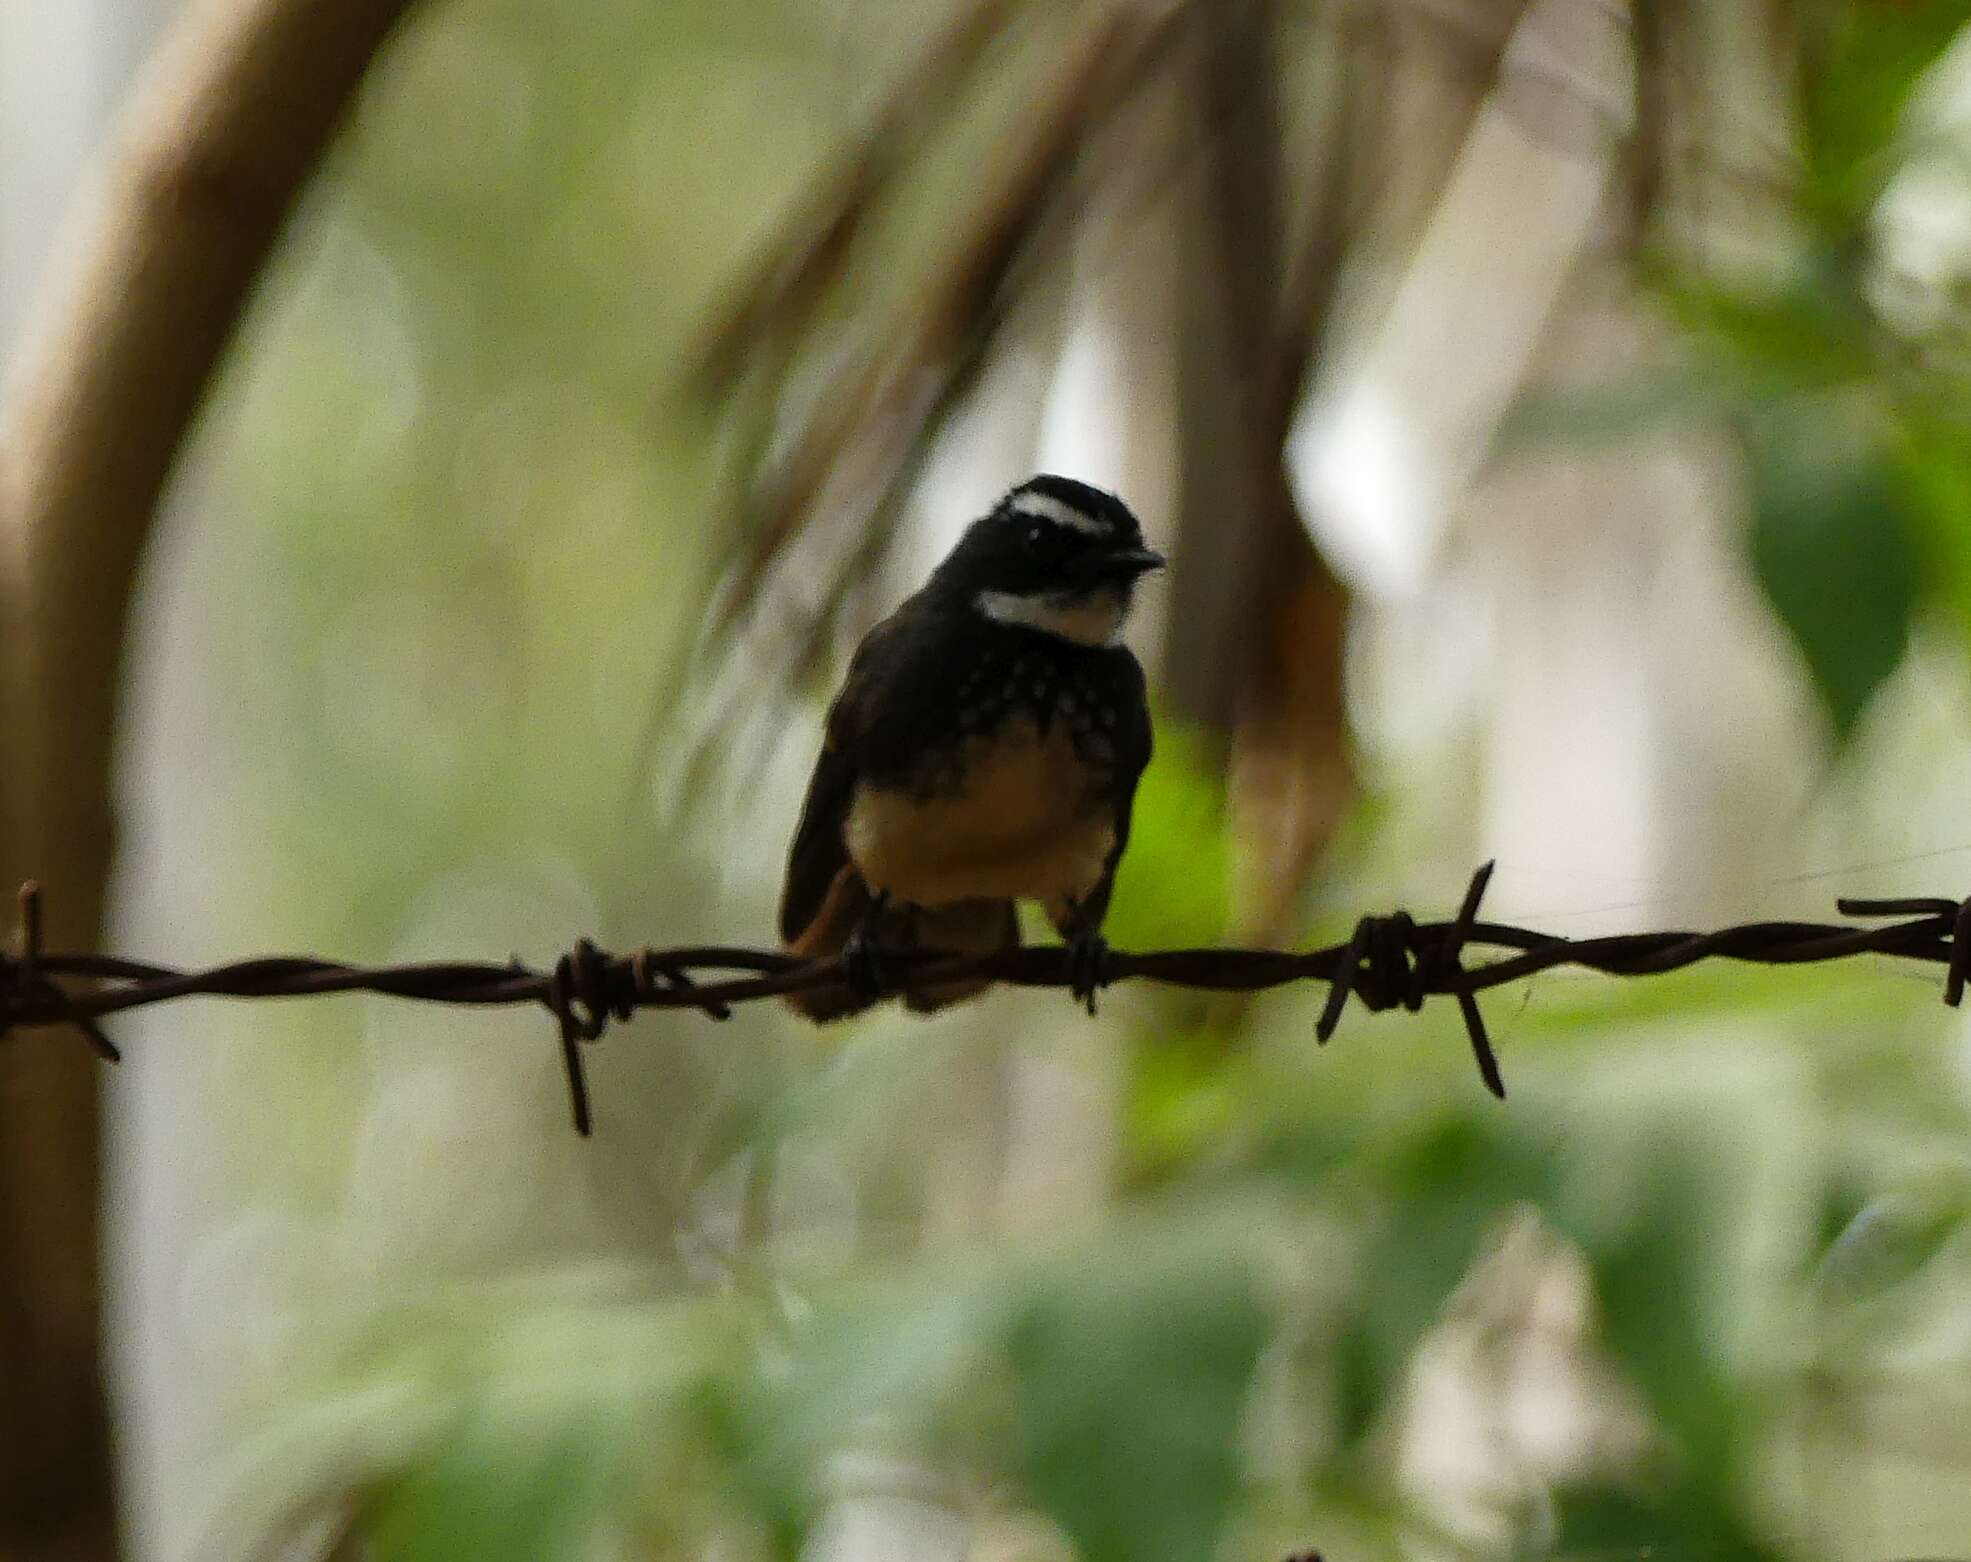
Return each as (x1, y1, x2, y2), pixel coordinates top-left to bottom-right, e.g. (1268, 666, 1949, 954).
(0, 0, 420, 1552)
(2, 0, 425, 895)
(8, 867, 1971, 1147)
(1163, 0, 1358, 946)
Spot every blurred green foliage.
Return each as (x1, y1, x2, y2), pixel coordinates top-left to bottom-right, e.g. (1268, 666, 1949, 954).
(1797, 0, 1970, 224)
(1512, 2, 1971, 748)
(161, 2, 1971, 1561)
(1743, 399, 1921, 738)
(1104, 711, 1235, 950)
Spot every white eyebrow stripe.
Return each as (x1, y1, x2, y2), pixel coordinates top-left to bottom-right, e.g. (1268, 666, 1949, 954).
(1010, 492, 1107, 535)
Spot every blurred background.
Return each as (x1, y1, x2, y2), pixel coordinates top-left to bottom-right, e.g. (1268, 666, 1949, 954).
(6, 1, 1971, 1559)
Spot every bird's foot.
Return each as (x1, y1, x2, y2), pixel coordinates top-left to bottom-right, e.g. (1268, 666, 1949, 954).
(1065, 927, 1111, 1016)
(841, 891, 894, 1003)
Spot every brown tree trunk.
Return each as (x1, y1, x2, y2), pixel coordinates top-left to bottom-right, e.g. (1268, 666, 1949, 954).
(1165, 0, 1291, 733)
(1163, 0, 1541, 938)
(0, 1, 419, 1554)
(1164, 0, 1354, 937)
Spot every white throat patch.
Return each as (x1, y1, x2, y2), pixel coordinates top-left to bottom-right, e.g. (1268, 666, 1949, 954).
(977, 587, 1125, 646)
(1009, 492, 1107, 536)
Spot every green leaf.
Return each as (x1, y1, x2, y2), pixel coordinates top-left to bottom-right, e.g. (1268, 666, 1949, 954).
(1659, 267, 1872, 390)
(1551, 1152, 1781, 1562)
(1305, 1119, 1779, 1556)
(1802, 2, 1967, 215)
(1552, 1480, 1779, 1562)
(364, 1417, 616, 1562)
(1330, 1115, 1561, 1444)
(1104, 711, 1232, 949)
(1007, 1222, 1267, 1562)
(349, 1300, 739, 1562)
(1573, 1159, 1740, 1484)
(1744, 407, 1920, 739)
(716, 1272, 1000, 1547)
(719, 1213, 1267, 1562)
(1894, 415, 1971, 658)
(1816, 1167, 1971, 1304)
(1122, 1025, 1253, 1187)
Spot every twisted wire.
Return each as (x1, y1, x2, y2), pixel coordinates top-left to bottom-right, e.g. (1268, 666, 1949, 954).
(5, 866, 1967, 1136)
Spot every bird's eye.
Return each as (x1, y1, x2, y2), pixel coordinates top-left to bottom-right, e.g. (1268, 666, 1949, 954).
(1024, 523, 1047, 552)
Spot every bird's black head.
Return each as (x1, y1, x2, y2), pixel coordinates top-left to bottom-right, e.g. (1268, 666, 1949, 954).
(928, 475, 1165, 646)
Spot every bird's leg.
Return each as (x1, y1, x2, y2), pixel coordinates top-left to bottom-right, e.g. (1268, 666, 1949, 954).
(1059, 894, 1111, 1016)
(895, 900, 927, 1005)
(842, 888, 893, 1001)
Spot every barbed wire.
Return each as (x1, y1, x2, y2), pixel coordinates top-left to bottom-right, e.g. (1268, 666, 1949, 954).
(4, 864, 1969, 1136)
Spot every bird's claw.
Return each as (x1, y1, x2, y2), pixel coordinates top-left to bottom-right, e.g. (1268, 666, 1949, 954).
(842, 893, 893, 1001)
(841, 924, 888, 1001)
(1066, 929, 1110, 1015)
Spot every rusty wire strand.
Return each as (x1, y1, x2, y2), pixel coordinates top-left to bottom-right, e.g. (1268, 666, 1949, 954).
(5, 865, 1970, 1137)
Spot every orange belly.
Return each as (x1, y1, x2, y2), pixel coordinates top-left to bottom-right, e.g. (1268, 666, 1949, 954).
(845, 720, 1114, 910)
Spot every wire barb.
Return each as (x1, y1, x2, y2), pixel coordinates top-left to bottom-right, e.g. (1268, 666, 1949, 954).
(5, 873, 1971, 1135)
(1839, 894, 1971, 1010)
(4, 882, 120, 1062)
(1436, 862, 1504, 1098)
(1953, 899, 1971, 1009)
(1310, 863, 1504, 1096)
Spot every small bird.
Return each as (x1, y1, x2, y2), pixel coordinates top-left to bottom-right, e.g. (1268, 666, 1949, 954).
(779, 474, 1163, 1019)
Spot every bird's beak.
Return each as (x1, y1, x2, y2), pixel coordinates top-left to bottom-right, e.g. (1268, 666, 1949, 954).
(1096, 546, 1166, 581)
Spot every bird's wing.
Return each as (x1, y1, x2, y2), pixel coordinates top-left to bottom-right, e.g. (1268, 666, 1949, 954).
(1051, 649, 1154, 938)
(778, 735, 858, 945)
(1110, 650, 1154, 861)
(778, 613, 909, 944)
